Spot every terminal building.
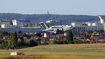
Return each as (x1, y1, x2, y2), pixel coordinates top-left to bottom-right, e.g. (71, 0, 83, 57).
(71, 22, 103, 32)
(0, 20, 13, 28)
(71, 15, 105, 32)
(12, 19, 30, 28)
(0, 19, 41, 34)
(0, 20, 12, 25)
(0, 19, 31, 28)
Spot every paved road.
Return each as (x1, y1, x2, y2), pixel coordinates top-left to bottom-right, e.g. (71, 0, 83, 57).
(0, 49, 105, 52)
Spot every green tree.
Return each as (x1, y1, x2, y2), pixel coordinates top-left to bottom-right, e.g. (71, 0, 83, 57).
(13, 32, 18, 48)
(63, 40, 68, 44)
(9, 33, 14, 48)
(74, 41, 78, 44)
(50, 40, 57, 44)
(17, 41, 24, 47)
(20, 37, 23, 41)
(35, 33, 41, 37)
(23, 25, 28, 27)
(8, 32, 18, 49)
(56, 40, 63, 44)
(74, 37, 77, 39)
(36, 38, 41, 45)
(0, 40, 4, 44)
(22, 33, 31, 39)
(0, 30, 9, 38)
(30, 22, 33, 27)
(8, 40, 11, 48)
(13, 25, 18, 28)
(84, 35, 91, 39)
(66, 31, 74, 44)
(27, 39, 38, 47)
(82, 23, 87, 26)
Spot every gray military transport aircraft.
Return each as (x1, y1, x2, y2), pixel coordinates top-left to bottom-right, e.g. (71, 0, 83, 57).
(39, 22, 73, 34)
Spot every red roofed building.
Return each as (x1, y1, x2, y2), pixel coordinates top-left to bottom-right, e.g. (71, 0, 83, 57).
(59, 34, 64, 37)
(84, 31, 89, 35)
(25, 33, 28, 35)
(74, 38, 91, 43)
(91, 37, 98, 43)
(23, 39, 29, 41)
(30, 33, 33, 35)
(40, 37, 50, 43)
(98, 40, 104, 43)
(63, 38, 66, 40)
(0, 38, 3, 40)
(30, 36, 39, 40)
(3, 36, 10, 40)
(59, 34, 64, 39)
(83, 39, 87, 43)
(92, 31, 99, 35)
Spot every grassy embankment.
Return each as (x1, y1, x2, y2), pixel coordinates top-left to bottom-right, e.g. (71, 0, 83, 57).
(0, 44, 105, 59)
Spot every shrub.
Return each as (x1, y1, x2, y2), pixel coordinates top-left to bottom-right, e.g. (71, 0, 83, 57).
(27, 39, 38, 47)
(74, 41, 78, 44)
(63, 40, 68, 44)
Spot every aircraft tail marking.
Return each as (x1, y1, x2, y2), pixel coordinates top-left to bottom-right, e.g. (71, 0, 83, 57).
(39, 22, 49, 30)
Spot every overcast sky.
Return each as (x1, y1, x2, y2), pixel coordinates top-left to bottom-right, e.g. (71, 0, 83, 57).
(0, 0, 105, 15)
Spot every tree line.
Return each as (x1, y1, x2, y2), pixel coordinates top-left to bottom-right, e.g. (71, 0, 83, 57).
(0, 32, 42, 49)
(0, 13, 99, 24)
(50, 31, 74, 44)
(0, 30, 9, 38)
(0, 31, 75, 49)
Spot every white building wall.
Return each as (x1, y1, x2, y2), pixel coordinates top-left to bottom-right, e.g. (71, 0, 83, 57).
(1, 24, 13, 28)
(12, 20, 17, 25)
(12, 20, 30, 27)
(0, 20, 11, 25)
(71, 22, 82, 27)
(103, 23, 105, 30)
(73, 25, 103, 32)
(44, 33, 59, 39)
(86, 22, 92, 26)
(72, 22, 104, 31)
(86, 26, 103, 31)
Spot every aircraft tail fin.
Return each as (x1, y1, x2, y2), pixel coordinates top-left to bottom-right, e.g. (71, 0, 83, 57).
(39, 22, 49, 30)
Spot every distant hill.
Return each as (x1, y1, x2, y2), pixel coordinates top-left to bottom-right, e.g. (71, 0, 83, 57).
(0, 13, 100, 24)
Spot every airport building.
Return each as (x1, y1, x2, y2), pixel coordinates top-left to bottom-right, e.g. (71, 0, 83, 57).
(0, 19, 41, 34)
(0, 27, 41, 34)
(1, 24, 13, 28)
(0, 20, 12, 25)
(0, 15, 105, 34)
(71, 22, 103, 32)
(71, 15, 105, 32)
(46, 20, 61, 25)
(12, 19, 30, 28)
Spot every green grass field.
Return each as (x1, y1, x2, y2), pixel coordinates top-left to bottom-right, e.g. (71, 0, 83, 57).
(0, 44, 105, 59)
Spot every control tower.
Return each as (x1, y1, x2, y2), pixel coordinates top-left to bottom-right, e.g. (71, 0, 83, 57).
(47, 11, 49, 14)
(98, 15, 105, 23)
